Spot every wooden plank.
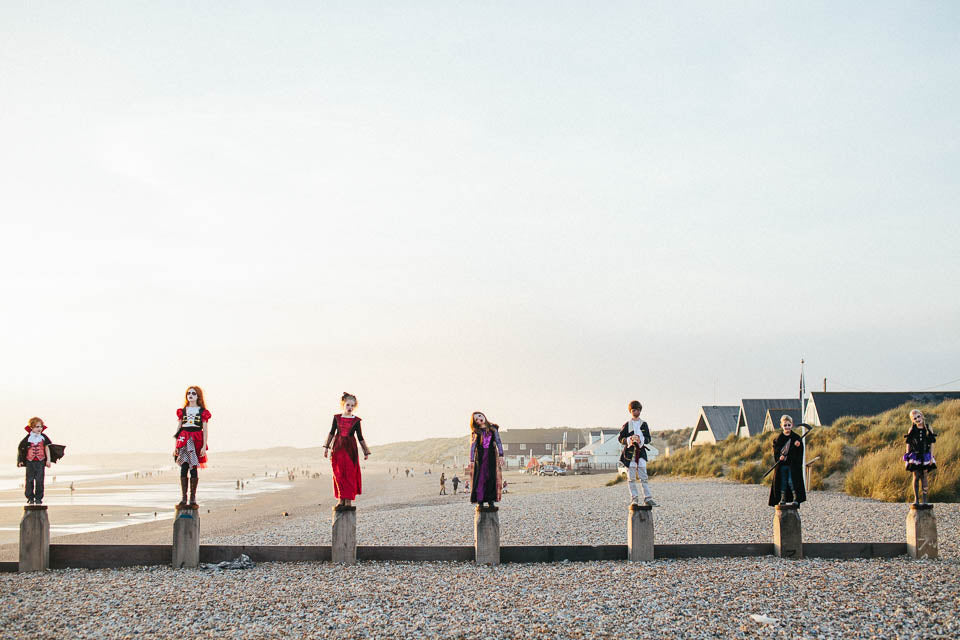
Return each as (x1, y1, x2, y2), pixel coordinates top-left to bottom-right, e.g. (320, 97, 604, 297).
(0, 561, 19, 573)
(199, 545, 330, 563)
(501, 545, 627, 563)
(49, 544, 171, 569)
(357, 546, 474, 562)
(803, 543, 907, 559)
(655, 544, 774, 558)
(39, 542, 907, 569)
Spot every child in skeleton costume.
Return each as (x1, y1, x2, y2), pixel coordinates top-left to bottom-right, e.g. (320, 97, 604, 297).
(173, 386, 210, 507)
(768, 415, 806, 507)
(618, 401, 658, 506)
(903, 409, 936, 505)
(469, 412, 503, 508)
(324, 392, 371, 508)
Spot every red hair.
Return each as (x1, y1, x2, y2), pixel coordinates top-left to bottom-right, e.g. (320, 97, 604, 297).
(183, 386, 207, 410)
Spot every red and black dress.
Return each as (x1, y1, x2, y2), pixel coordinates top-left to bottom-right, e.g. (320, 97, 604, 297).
(328, 414, 369, 500)
(175, 407, 211, 468)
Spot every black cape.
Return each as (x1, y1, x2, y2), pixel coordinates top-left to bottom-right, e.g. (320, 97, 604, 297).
(768, 431, 806, 506)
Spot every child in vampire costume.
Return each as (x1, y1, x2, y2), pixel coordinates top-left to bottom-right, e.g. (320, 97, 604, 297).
(173, 386, 211, 508)
(903, 409, 936, 505)
(324, 392, 371, 508)
(768, 416, 806, 507)
(469, 412, 503, 507)
(17, 417, 65, 504)
(618, 400, 658, 506)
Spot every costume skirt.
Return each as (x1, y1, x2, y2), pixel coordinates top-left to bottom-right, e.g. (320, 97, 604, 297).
(331, 437, 362, 500)
(176, 438, 200, 469)
(904, 452, 936, 472)
(471, 444, 502, 504)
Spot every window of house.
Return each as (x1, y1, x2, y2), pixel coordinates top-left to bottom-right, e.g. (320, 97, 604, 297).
(503, 443, 509, 451)
(519, 444, 525, 450)
(544, 443, 552, 450)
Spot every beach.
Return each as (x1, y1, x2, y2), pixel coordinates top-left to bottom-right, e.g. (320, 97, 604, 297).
(2, 457, 959, 638)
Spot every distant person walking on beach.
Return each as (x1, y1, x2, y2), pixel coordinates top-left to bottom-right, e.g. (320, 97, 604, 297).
(903, 409, 937, 505)
(618, 401, 657, 507)
(439, 473, 447, 495)
(451, 475, 460, 494)
(324, 392, 371, 509)
(173, 386, 210, 508)
(468, 412, 503, 508)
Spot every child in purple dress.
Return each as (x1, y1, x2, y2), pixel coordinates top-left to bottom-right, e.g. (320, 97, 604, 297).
(468, 412, 503, 508)
(903, 409, 936, 505)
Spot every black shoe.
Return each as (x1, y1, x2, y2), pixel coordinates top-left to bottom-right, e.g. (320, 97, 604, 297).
(35, 500, 42, 505)
(26, 499, 33, 505)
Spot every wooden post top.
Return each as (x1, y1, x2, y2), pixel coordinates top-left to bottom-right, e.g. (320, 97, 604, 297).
(174, 505, 199, 512)
(333, 505, 357, 512)
(910, 503, 934, 511)
(630, 504, 653, 512)
(775, 504, 800, 511)
(476, 505, 499, 513)
(23, 505, 48, 512)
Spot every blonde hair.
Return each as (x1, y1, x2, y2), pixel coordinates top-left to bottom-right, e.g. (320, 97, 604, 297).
(780, 414, 794, 426)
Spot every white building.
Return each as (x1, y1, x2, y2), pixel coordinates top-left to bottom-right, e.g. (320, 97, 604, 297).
(562, 429, 659, 470)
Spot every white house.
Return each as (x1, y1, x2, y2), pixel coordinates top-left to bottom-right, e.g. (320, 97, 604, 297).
(562, 429, 659, 470)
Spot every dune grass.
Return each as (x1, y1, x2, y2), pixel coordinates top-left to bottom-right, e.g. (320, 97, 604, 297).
(648, 399, 960, 502)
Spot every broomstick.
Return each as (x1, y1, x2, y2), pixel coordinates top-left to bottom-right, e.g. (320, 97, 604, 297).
(761, 424, 815, 479)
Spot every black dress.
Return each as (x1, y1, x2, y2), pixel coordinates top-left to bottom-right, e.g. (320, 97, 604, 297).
(768, 432, 806, 506)
(903, 426, 937, 471)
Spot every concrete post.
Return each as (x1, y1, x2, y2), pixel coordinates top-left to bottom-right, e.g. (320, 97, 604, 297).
(19, 505, 50, 572)
(474, 506, 500, 565)
(332, 506, 357, 564)
(172, 505, 200, 568)
(906, 504, 938, 559)
(627, 504, 654, 562)
(773, 504, 802, 559)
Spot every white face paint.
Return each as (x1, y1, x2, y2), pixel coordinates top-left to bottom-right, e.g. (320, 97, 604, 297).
(474, 413, 487, 427)
(186, 389, 198, 405)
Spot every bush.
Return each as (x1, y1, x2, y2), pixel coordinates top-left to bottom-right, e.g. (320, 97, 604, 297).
(651, 399, 960, 502)
(649, 443, 724, 478)
(845, 401, 960, 502)
(605, 474, 625, 486)
(726, 460, 764, 484)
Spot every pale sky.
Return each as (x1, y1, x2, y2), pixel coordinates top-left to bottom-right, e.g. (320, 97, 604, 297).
(3, 2, 959, 455)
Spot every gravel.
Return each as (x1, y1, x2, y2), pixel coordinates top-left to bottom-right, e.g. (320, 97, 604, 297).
(2, 558, 958, 639)
(2, 478, 958, 639)
(206, 479, 960, 559)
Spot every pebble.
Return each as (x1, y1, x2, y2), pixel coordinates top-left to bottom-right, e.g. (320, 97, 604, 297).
(2, 478, 958, 638)
(206, 479, 960, 560)
(1, 558, 958, 638)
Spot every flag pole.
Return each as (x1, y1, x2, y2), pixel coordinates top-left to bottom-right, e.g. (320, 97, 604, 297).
(800, 358, 808, 489)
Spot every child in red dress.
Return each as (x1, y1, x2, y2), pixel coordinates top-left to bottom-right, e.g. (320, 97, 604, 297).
(173, 386, 210, 507)
(324, 392, 371, 508)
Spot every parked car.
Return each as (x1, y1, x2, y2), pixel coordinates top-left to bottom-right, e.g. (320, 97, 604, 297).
(538, 465, 567, 476)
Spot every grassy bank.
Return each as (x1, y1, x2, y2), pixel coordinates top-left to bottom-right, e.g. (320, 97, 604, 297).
(648, 400, 960, 502)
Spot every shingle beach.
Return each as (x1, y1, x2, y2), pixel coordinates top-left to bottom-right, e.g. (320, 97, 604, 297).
(2, 470, 958, 639)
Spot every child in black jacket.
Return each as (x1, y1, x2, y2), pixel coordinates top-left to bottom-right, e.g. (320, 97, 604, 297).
(17, 417, 59, 505)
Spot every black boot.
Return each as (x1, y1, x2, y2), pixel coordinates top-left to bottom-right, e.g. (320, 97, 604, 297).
(189, 477, 199, 508)
(178, 477, 188, 507)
